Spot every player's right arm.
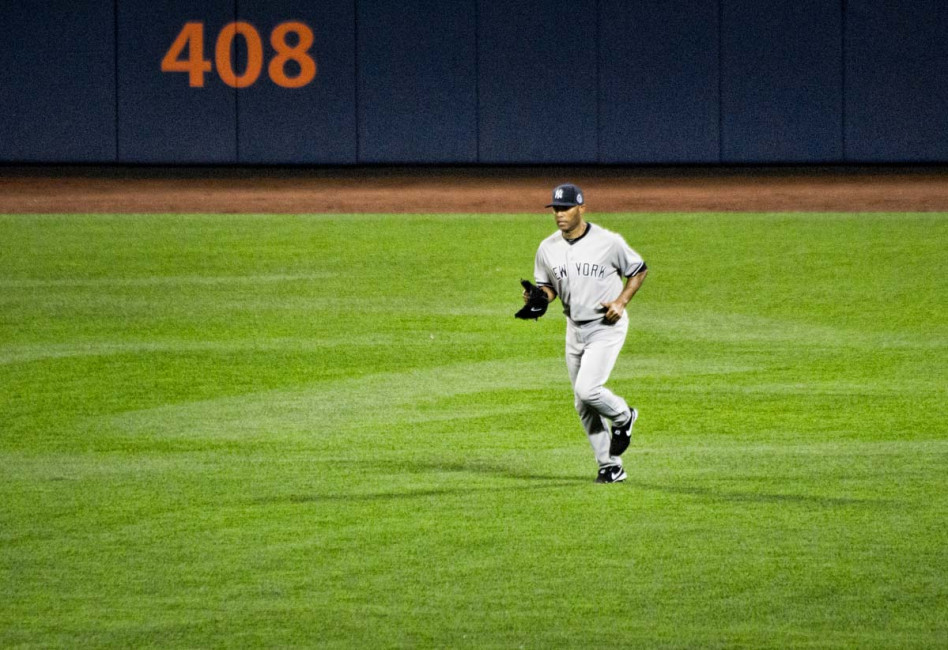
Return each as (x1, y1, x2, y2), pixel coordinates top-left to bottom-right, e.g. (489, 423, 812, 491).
(532, 246, 557, 303)
(522, 284, 556, 303)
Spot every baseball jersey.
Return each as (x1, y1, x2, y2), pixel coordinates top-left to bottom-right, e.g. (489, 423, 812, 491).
(534, 222, 646, 322)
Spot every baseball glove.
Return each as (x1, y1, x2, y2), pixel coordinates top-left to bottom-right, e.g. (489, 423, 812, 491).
(514, 279, 549, 320)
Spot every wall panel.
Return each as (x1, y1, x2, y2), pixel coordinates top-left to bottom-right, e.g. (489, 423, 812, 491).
(599, 0, 719, 163)
(118, 0, 237, 163)
(846, 0, 948, 161)
(357, 0, 477, 163)
(477, 0, 598, 163)
(237, 0, 356, 163)
(0, 0, 116, 162)
(721, 0, 843, 163)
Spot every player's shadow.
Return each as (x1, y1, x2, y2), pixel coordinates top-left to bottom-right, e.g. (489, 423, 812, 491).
(624, 479, 897, 508)
(252, 460, 587, 506)
(404, 459, 588, 483)
(252, 460, 894, 508)
(276, 481, 579, 505)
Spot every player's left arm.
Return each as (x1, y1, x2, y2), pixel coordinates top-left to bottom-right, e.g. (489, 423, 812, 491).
(601, 267, 647, 324)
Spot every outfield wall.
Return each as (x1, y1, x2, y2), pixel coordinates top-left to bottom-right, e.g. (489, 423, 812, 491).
(1, 0, 947, 164)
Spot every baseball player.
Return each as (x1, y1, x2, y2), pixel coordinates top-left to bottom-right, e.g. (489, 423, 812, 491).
(516, 183, 647, 483)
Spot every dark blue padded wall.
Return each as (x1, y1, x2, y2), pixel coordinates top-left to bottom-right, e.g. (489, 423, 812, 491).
(237, 0, 356, 163)
(846, 0, 948, 161)
(721, 0, 843, 163)
(357, 0, 477, 163)
(4, 0, 948, 165)
(477, 0, 598, 163)
(0, 0, 116, 162)
(118, 0, 237, 163)
(598, 0, 719, 163)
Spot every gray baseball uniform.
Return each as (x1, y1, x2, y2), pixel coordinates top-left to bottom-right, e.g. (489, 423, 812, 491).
(534, 222, 646, 468)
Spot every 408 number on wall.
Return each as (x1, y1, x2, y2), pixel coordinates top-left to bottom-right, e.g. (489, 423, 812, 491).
(161, 21, 316, 89)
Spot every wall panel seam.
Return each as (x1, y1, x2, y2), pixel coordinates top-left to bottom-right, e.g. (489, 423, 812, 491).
(841, 0, 847, 161)
(595, 0, 600, 163)
(354, 0, 361, 163)
(114, 0, 120, 161)
(475, 0, 480, 163)
(717, 0, 723, 163)
(234, 0, 240, 162)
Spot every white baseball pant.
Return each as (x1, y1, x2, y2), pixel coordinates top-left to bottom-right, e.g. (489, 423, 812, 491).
(565, 313, 631, 468)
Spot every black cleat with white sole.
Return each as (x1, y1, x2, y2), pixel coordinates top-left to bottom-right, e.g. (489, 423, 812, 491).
(595, 464, 627, 483)
(609, 408, 638, 456)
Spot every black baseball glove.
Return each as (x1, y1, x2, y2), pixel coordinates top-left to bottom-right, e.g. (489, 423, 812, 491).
(514, 279, 549, 320)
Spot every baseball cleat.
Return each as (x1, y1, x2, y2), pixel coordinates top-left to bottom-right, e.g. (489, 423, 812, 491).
(595, 464, 627, 483)
(609, 408, 638, 456)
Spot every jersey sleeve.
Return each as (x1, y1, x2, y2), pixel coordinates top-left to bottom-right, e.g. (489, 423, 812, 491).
(534, 246, 553, 288)
(614, 235, 647, 277)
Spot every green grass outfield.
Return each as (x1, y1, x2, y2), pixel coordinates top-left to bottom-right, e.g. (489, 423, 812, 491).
(1, 212, 946, 648)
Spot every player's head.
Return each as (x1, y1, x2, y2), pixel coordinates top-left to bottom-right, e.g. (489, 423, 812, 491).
(546, 183, 585, 211)
(547, 183, 586, 232)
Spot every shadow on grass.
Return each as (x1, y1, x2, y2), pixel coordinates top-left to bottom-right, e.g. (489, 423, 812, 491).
(625, 480, 899, 508)
(275, 481, 581, 505)
(400, 459, 588, 483)
(251, 459, 898, 508)
(252, 459, 590, 505)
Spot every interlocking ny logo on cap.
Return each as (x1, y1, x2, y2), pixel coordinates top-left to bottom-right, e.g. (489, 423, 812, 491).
(546, 183, 584, 208)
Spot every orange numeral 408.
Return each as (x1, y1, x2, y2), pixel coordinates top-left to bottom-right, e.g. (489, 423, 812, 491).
(161, 21, 316, 88)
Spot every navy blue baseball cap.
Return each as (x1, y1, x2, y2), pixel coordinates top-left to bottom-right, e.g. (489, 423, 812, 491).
(546, 183, 585, 208)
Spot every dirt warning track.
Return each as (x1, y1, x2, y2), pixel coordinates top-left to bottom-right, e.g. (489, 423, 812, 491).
(1, 165, 947, 213)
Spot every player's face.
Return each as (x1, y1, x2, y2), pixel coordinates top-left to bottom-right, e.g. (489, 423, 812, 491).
(553, 205, 585, 233)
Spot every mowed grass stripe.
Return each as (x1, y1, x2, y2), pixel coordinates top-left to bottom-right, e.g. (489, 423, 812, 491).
(1, 212, 945, 648)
